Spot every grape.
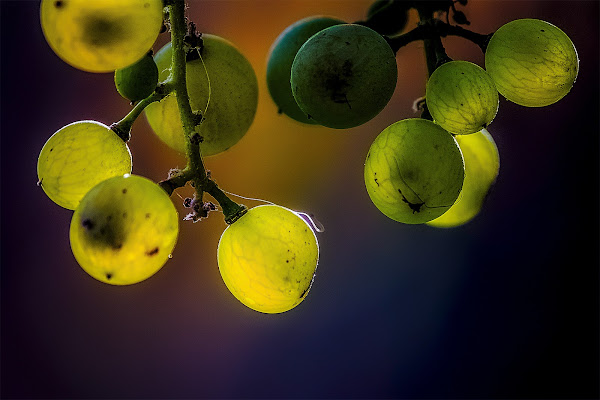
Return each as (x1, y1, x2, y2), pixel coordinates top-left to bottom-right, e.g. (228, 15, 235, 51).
(145, 36, 258, 156)
(267, 16, 345, 124)
(291, 24, 398, 129)
(217, 205, 319, 314)
(485, 18, 579, 107)
(427, 129, 499, 228)
(37, 121, 132, 210)
(70, 174, 179, 285)
(364, 118, 465, 224)
(426, 61, 499, 135)
(40, 0, 163, 73)
(114, 51, 159, 101)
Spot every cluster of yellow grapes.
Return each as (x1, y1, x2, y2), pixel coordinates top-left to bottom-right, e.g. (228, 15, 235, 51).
(266, 10, 578, 228)
(37, 0, 320, 314)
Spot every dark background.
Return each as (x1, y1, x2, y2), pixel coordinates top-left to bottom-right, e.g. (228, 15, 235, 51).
(1, 1, 598, 398)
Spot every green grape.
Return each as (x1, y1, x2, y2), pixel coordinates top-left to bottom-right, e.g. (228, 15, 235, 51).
(267, 16, 345, 124)
(291, 24, 398, 129)
(144, 36, 258, 156)
(37, 121, 132, 210)
(217, 205, 319, 314)
(40, 0, 163, 73)
(427, 129, 500, 228)
(70, 174, 179, 285)
(485, 18, 579, 107)
(364, 118, 465, 224)
(115, 51, 159, 101)
(365, 0, 410, 36)
(426, 61, 499, 135)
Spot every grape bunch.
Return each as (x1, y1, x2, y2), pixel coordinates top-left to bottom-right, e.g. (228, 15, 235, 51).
(37, 0, 579, 313)
(37, 0, 320, 313)
(266, 2, 578, 227)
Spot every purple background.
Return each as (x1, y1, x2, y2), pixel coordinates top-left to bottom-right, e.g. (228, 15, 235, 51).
(2, 0, 598, 398)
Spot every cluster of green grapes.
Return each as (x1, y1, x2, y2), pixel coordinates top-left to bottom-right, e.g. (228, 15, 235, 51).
(37, 0, 320, 314)
(266, 1, 578, 227)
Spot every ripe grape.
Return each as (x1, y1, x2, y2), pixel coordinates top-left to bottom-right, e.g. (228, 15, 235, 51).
(145, 36, 258, 156)
(37, 121, 132, 210)
(217, 205, 319, 314)
(40, 0, 163, 73)
(267, 16, 345, 124)
(291, 24, 398, 129)
(365, 0, 409, 36)
(427, 129, 500, 228)
(364, 118, 465, 224)
(426, 61, 499, 135)
(485, 18, 579, 107)
(115, 52, 159, 101)
(70, 174, 179, 285)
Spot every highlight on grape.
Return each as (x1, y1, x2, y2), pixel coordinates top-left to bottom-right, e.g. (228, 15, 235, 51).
(36, 0, 579, 312)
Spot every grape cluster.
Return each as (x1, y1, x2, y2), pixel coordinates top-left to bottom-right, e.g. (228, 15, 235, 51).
(37, 0, 320, 313)
(266, 6, 578, 227)
(37, 0, 578, 313)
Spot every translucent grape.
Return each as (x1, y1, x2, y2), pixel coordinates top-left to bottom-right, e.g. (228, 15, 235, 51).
(145, 36, 258, 156)
(70, 174, 179, 285)
(267, 16, 345, 124)
(217, 205, 319, 314)
(364, 118, 465, 224)
(37, 121, 132, 210)
(291, 24, 398, 129)
(485, 18, 579, 107)
(40, 0, 163, 73)
(427, 129, 500, 228)
(426, 61, 499, 135)
(114, 52, 158, 101)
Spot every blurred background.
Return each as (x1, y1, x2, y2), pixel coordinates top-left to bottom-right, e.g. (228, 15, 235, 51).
(1, 0, 598, 398)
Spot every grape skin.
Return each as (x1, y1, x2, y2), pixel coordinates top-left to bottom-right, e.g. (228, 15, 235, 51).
(364, 119, 465, 224)
(427, 129, 500, 228)
(37, 121, 132, 210)
(217, 205, 319, 314)
(40, 0, 163, 73)
(70, 174, 179, 285)
(291, 24, 398, 129)
(485, 19, 579, 107)
(145, 36, 258, 156)
(426, 61, 499, 135)
(267, 16, 345, 124)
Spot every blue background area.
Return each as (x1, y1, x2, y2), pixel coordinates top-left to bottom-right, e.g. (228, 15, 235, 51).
(1, 1, 598, 398)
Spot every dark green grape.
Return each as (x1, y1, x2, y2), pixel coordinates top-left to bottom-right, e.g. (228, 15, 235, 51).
(267, 16, 345, 124)
(365, 0, 410, 36)
(114, 52, 159, 101)
(291, 24, 397, 129)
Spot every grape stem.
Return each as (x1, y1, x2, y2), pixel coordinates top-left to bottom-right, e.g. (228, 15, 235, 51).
(165, 0, 246, 224)
(110, 81, 174, 141)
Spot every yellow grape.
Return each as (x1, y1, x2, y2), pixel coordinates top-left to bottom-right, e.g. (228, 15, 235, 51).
(37, 121, 132, 210)
(364, 119, 465, 224)
(40, 0, 163, 72)
(70, 174, 179, 285)
(217, 205, 319, 314)
(145, 36, 258, 156)
(427, 129, 500, 228)
(485, 19, 578, 107)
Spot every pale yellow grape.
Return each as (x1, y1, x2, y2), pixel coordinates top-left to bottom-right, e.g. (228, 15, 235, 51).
(364, 119, 465, 224)
(426, 61, 499, 135)
(145, 36, 258, 156)
(37, 121, 132, 210)
(70, 174, 179, 285)
(40, 0, 163, 72)
(485, 19, 578, 107)
(427, 129, 499, 228)
(217, 205, 319, 314)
